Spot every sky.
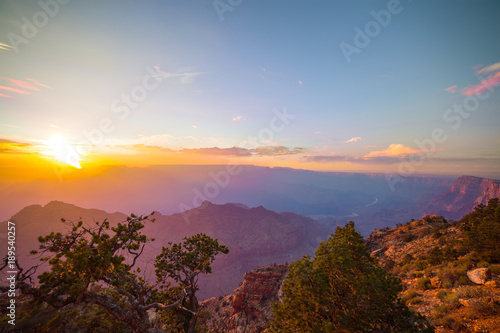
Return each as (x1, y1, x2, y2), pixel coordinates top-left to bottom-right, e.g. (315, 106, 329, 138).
(1, 0, 500, 180)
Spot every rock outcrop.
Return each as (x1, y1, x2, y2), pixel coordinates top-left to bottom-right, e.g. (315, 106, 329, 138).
(425, 175, 500, 220)
(198, 265, 288, 333)
(467, 268, 492, 285)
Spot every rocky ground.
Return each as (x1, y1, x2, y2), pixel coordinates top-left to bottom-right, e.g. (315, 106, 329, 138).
(199, 216, 500, 333)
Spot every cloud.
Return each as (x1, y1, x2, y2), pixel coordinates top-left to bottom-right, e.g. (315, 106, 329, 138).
(444, 85, 457, 94)
(252, 146, 307, 156)
(445, 62, 500, 96)
(344, 136, 361, 143)
(112, 143, 308, 157)
(306, 155, 348, 163)
(181, 147, 251, 156)
(365, 143, 423, 158)
(0, 77, 51, 98)
(0, 139, 34, 154)
(304, 155, 401, 165)
(151, 66, 208, 84)
(0, 42, 14, 52)
(0, 86, 32, 95)
(461, 71, 500, 96)
(474, 62, 500, 76)
(116, 144, 176, 152)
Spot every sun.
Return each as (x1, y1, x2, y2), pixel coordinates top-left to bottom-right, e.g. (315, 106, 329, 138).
(41, 135, 83, 168)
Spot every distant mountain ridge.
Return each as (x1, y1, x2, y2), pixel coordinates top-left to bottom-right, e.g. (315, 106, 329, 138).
(1, 200, 328, 300)
(425, 175, 500, 219)
(0, 165, 455, 234)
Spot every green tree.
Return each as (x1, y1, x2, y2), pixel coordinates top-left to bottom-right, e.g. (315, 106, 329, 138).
(154, 234, 229, 333)
(1, 214, 228, 333)
(461, 198, 500, 263)
(268, 222, 434, 333)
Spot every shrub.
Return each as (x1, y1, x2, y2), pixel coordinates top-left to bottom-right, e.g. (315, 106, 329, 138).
(431, 229, 442, 239)
(433, 304, 449, 318)
(415, 261, 427, 271)
(456, 286, 484, 299)
(435, 290, 447, 301)
(402, 289, 419, 301)
(437, 264, 469, 288)
(477, 260, 489, 268)
(417, 277, 432, 290)
(456, 275, 470, 286)
(407, 297, 423, 305)
(468, 298, 500, 318)
(427, 246, 443, 266)
(403, 234, 414, 242)
(402, 253, 414, 264)
(490, 265, 500, 275)
(436, 291, 459, 304)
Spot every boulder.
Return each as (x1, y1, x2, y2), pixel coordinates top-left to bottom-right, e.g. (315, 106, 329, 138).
(467, 268, 491, 285)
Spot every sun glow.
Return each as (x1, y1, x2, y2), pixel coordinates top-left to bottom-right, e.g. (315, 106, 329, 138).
(41, 135, 83, 168)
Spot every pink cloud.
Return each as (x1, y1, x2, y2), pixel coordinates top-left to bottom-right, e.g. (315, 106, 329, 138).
(444, 61, 500, 96)
(0, 86, 31, 95)
(444, 85, 457, 94)
(365, 143, 423, 158)
(461, 72, 500, 96)
(0, 77, 50, 98)
(9, 78, 40, 91)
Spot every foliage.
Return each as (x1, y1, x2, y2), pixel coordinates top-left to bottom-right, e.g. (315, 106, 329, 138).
(2, 215, 229, 333)
(460, 198, 500, 263)
(416, 277, 432, 291)
(268, 222, 434, 333)
(154, 234, 229, 332)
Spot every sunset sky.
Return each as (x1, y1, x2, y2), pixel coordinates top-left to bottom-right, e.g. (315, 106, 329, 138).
(1, 0, 500, 179)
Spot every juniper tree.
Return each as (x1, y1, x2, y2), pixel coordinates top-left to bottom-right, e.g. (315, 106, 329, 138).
(268, 221, 434, 333)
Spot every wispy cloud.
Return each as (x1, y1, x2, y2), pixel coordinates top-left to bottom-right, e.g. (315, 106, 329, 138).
(252, 146, 307, 156)
(151, 66, 208, 84)
(444, 85, 457, 94)
(461, 71, 500, 96)
(474, 62, 500, 76)
(181, 147, 251, 156)
(0, 42, 14, 52)
(445, 62, 500, 96)
(116, 144, 176, 152)
(0, 77, 51, 98)
(344, 136, 361, 143)
(305, 155, 401, 165)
